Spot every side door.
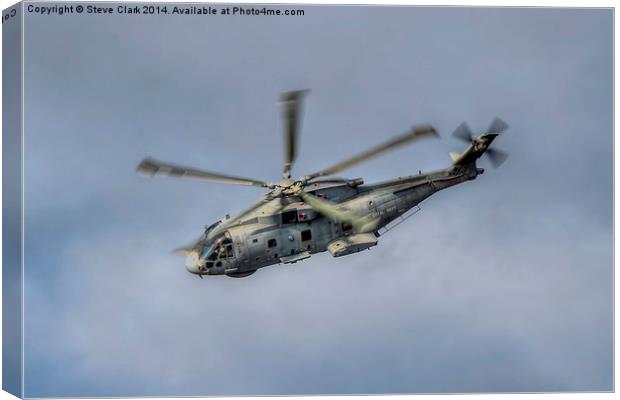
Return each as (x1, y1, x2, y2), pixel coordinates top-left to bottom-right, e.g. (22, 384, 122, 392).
(246, 234, 266, 265)
(279, 227, 304, 257)
(251, 230, 288, 264)
(298, 225, 314, 252)
(264, 231, 285, 262)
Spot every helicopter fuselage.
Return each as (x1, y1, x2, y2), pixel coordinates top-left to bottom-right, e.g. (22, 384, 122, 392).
(193, 161, 482, 278)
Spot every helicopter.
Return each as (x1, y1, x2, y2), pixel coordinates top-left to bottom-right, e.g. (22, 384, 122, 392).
(137, 91, 508, 278)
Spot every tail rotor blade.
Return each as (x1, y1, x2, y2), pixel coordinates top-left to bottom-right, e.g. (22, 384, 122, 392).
(486, 147, 509, 168)
(487, 117, 509, 135)
(452, 122, 474, 143)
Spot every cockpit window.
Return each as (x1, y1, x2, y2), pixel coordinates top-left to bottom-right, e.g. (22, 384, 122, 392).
(201, 243, 216, 259)
(200, 235, 235, 264)
(204, 220, 222, 234)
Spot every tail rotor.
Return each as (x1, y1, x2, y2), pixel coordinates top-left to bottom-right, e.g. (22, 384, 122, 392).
(451, 117, 509, 168)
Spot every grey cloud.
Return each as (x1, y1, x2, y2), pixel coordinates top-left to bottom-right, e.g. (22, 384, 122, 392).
(21, 5, 611, 396)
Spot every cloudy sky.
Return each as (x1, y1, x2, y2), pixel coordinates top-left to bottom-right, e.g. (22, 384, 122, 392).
(21, 5, 612, 397)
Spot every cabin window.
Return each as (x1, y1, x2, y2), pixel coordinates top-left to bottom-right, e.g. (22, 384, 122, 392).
(281, 210, 297, 224)
(252, 238, 258, 243)
(301, 229, 312, 241)
(268, 238, 277, 248)
(341, 222, 353, 232)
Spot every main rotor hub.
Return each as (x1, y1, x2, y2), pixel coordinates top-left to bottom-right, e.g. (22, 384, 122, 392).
(278, 178, 295, 188)
(284, 181, 305, 196)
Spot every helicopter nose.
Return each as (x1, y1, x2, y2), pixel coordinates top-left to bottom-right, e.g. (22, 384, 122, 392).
(185, 252, 202, 274)
(185, 264, 201, 274)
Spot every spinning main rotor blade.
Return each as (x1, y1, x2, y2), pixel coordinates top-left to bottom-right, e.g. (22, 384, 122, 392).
(224, 194, 279, 229)
(281, 90, 307, 179)
(297, 190, 379, 233)
(305, 125, 438, 180)
(172, 232, 207, 256)
(137, 158, 271, 188)
(207, 193, 284, 240)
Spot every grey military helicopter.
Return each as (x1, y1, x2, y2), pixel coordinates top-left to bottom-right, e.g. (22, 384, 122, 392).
(137, 91, 508, 278)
